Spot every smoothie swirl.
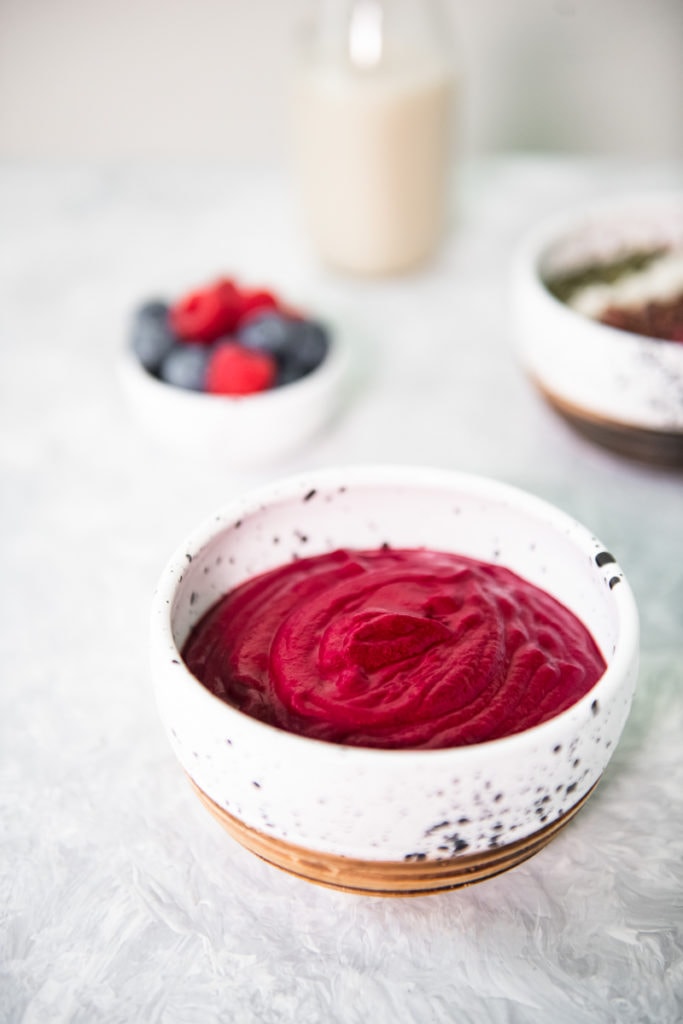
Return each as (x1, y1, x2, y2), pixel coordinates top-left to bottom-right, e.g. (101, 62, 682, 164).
(182, 548, 605, 749)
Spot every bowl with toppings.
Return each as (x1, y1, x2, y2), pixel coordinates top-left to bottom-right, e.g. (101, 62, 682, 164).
(151, 465, 639, 896)
(511, 192, 683, 466)
(120, 275, 349, 464)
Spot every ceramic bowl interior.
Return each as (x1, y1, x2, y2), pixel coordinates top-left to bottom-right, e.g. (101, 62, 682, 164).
(120, 329, 350, 465)
(511, 193, 683, 465)
(151, 465, 639, 895)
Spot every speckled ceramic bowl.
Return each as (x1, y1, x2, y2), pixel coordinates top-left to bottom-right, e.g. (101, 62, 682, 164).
(511, 193, 683, 466)
(151, 465, 639, 895)
(119, 328, 350, 466)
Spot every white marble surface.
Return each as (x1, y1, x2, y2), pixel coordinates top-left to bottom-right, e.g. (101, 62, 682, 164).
(1, 157, 682, 1023)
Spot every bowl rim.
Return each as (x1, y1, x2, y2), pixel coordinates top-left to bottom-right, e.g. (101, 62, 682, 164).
(151, 463, 640, 763)
(513, 189, 683, 356)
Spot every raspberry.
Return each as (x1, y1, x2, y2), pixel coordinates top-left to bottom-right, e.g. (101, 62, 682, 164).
(206, 342, 276, 396)
(170, 278, 241, 343)
(237, 288, 279, 326)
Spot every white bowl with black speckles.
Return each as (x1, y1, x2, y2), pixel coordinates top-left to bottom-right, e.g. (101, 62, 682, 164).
(511, 192, 683, 466)
(150, 465, 639, 895)
(119, 328, 350, 466)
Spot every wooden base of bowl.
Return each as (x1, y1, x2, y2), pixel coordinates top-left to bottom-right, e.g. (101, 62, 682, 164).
(190, 779, 596, 896)
(534, 380, 683, 468)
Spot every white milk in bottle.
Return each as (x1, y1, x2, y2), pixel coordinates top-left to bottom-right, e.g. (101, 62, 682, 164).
(292, 0, 457, 276)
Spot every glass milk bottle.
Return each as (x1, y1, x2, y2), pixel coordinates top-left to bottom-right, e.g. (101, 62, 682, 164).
(292, 0, 457, 276)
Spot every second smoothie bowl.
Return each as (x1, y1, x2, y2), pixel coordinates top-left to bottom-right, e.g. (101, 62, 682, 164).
(151, 465, 639, 895)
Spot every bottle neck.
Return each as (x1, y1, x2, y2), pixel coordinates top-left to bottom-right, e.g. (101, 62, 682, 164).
(301, 0, 453, 75)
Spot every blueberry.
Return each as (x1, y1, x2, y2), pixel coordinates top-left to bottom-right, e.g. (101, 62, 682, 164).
(274, 359, 307, 387)
(287, 320, 329, 373)
(137, 299, 168, 322)
(275, 321, 330, 385)
(240, 311, 330, 382)
(131, 301, 175, 373)
(237, 312, 298, 359)
(159, 344, 210, 391)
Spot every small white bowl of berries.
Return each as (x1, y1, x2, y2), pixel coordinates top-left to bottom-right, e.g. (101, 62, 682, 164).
(121, 276, 350, 464)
